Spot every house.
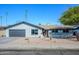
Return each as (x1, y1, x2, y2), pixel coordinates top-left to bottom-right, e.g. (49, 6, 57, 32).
(0, 21, 77, 38)
(5, 21, 44, 38)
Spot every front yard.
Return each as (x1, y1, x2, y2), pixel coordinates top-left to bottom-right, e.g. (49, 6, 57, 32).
(0, 37, 79, 50)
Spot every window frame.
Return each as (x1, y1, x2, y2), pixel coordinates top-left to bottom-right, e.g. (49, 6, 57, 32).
(31, 29, 38, 35)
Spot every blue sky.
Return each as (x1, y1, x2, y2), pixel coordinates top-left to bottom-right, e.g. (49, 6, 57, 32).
(0, 4, 79, 26)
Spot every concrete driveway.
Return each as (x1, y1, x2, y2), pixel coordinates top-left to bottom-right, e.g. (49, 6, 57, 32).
(0, 37, 25, 44)
(0, 37, 15, 44)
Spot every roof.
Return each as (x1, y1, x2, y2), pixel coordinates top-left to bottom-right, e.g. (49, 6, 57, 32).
(3, 21, 76, 30)
(39, 25, 75, 30)
(6, 21, 44, 29)
(0, 26, 6, 30)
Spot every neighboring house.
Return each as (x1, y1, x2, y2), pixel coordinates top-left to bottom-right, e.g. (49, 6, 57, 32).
(0, 27, 6, 37)
(5, 22, 44, 38)
(73, 25, 79, 32)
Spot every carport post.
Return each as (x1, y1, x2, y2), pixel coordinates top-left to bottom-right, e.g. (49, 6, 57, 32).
(49, 31, 52, 40)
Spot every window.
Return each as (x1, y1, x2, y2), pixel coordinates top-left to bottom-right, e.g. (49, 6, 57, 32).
(31, 29, 38, 35)
(52, 30, 54, 32)
(52, 29, 58, 33)
(55, 30, 58, 33)
(63, 29, 69, 33)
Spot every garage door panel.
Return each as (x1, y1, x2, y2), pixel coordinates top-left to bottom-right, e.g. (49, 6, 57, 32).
(9, 29, 25, 37)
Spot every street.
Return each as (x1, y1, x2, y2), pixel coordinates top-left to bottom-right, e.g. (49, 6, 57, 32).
(0, 49, 79, 55)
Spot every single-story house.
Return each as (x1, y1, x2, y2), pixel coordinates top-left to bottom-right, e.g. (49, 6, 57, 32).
(0, 21, 79, 38)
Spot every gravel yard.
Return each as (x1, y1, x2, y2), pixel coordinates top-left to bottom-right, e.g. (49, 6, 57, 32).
(0, 37, 79, 50)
